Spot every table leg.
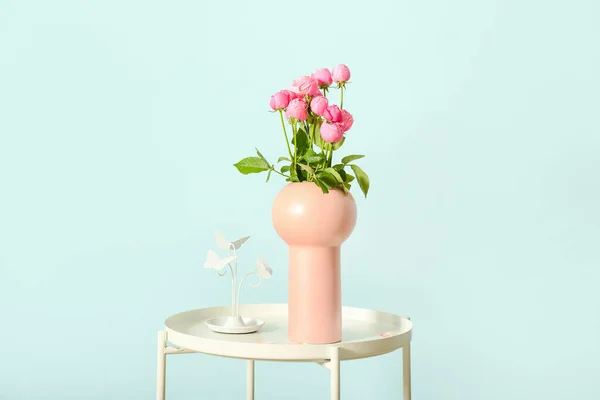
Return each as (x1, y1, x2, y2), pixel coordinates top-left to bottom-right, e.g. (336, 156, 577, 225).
(246, 360, 255, 400)
(157, 331, 167, 400)
(330, 347, 340, 400)
(403, 343, 411, 400)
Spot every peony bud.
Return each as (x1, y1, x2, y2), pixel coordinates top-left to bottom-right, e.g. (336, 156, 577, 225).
(310, 96, 329, 116)
(285, 98, 308, 121)
(284, 89, 302, 101)
(331, 64, 351, 83)
(320, 122, 344, 143)
(323, 105, 342, 123)
(269, 90, 290, 110)
(312, 68, 333, 87)
(340, 109, 354, 132)
(290, 76, 321, 97)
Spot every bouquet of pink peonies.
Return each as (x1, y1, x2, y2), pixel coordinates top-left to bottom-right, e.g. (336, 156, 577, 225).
(234, 64, 370, 197)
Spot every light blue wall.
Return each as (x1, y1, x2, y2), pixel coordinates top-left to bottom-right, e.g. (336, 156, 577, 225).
(1, 0, 599, 398)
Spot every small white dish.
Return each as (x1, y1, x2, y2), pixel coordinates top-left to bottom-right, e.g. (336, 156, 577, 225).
(205, 316, 265, 334)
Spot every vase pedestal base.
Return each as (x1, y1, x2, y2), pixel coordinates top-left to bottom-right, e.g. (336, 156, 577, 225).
(288, 246, 341, 344)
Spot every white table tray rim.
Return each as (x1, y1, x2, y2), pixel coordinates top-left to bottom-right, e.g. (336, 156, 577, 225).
(157, 304, 413, 400)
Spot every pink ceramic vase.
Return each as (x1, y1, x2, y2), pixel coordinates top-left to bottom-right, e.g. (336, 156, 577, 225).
(272, 182, 357, 344)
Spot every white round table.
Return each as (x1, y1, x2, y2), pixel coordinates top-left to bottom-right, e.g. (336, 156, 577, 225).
(157, 304, 413, 400)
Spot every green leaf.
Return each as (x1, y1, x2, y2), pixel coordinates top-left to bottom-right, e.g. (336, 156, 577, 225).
(289, 171, 300, 182)
(346, 173, 355, 182)
(306, 154, 326, 164)
(313, 124, 326, 149)
(303, 147, 315, 158)
(316, 170, 338, 188)
(338, 168, 348, 181)
(314, 178, 330, 194)
(341, 154, 365, 164)
(280, 165, 290, 173)
(255, 148, 269, 163)
(299, 169, 309, 181)
(350, 164, 370, 197)
(277, 156, 291, 163)
(265, 169, 272, 182)
(332, 137, 346, 150)
(332, 163, 344, 171)
(340, 181, 350, 194)
(234, 157, 270, 174)
(292, 128, 310, 156)
(303, 148, 326, 164)
(297, 163, 314, 175)
(324, 167, 343, 183)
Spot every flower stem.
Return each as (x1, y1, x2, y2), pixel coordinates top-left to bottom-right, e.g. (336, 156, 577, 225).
(340, 85, 344, 110)
(271, 168, 289, 178)
(279, 110, 293, 160)
(292, 120, 298, 166)
(318, 120, 326, 157)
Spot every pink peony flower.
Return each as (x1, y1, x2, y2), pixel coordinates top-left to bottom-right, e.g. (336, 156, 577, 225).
(285, 98, 308, 121)
(332, 64, 351, 83)
(290, 76, 321, 97)
(310, 96, 329, 116)
(320, 122, 344, 143)
(269, 90, 290, 110)
(284, 89, 302, 100)
(340, 109, 354, 132)
(323, 105, 342, 123)
(312, 68, 332, 87)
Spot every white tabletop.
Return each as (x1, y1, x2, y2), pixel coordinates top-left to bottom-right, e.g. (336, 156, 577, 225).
(165, 304, 413, 362)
